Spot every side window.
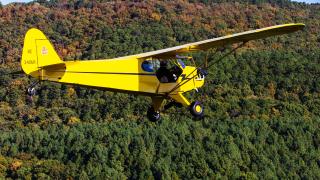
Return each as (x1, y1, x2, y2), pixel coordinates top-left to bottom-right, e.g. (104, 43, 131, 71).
(141, 60, 160, 72)
(141, 60, 154, 72)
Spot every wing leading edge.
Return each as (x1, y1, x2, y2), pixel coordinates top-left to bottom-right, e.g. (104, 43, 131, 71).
(124, 23, 304, 59)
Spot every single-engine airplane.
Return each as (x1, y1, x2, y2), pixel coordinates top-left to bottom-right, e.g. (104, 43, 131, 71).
(21, 23, 305, 121)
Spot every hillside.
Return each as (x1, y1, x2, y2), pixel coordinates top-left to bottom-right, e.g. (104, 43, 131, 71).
(0, 0, 319, 179)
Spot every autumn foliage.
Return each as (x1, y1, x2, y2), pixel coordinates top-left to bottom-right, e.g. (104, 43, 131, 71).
(0, 0, 319, 179)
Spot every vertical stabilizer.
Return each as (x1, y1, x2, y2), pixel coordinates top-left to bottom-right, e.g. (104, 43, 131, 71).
(21, 28, 63, 76)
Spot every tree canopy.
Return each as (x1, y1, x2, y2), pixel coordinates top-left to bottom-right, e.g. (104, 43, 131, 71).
(0, 0, 319, 179)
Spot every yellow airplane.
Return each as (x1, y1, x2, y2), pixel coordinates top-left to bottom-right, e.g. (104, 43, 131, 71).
(21, 23, 305, 121)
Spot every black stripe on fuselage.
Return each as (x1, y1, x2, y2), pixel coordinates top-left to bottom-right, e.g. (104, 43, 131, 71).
(46, 70, 156, 76)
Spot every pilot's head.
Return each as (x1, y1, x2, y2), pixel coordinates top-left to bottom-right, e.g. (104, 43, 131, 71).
(160, 61, 168, 67)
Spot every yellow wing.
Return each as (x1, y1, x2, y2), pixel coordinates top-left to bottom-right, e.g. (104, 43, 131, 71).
(122, 23, 304, 59)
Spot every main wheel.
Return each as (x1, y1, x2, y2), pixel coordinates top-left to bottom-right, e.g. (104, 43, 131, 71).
(190, 101, 204, 118)
(147, 107, 161, 122)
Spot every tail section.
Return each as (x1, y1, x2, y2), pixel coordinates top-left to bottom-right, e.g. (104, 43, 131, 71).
(21, 28, 63, 77)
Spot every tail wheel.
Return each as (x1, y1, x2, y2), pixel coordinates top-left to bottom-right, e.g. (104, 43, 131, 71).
(147, 107, 161, 122)
(27, 87, 36, 96)
(190, 101, 204, 118)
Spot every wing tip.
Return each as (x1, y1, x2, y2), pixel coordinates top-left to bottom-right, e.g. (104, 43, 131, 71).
(272, 23, 305, 33)
(286, 23, 306, 30)
(295, 23, 306, 29)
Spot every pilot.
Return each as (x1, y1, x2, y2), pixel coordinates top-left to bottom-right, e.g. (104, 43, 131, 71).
(156, 61, 174, 83)
(170, 65, 181, 81)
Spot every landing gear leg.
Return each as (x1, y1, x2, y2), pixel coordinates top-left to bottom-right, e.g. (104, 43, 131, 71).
(147, 96, 165, 122)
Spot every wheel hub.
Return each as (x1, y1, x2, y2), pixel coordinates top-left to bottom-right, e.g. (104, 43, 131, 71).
(195, 105, 202, 113)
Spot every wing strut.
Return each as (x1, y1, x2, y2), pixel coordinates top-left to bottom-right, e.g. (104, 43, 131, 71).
(167, 41, 248, 95)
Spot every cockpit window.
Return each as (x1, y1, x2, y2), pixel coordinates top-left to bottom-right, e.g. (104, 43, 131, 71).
(141, 61, 154, 72)
(177, 59, 186, 69)
(141, 60, 161, 72)
(155, 60, 183, 83)
(142, 59, 184, 83)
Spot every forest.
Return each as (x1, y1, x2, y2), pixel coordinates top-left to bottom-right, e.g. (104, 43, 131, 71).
(0, 0, 319, 179)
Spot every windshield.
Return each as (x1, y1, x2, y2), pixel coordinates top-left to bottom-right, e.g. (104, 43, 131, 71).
(177, 59, 186, 69)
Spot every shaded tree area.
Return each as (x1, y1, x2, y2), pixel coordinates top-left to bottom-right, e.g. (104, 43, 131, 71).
(0, 0, 319, 179)
(0, 117, 319, 179)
